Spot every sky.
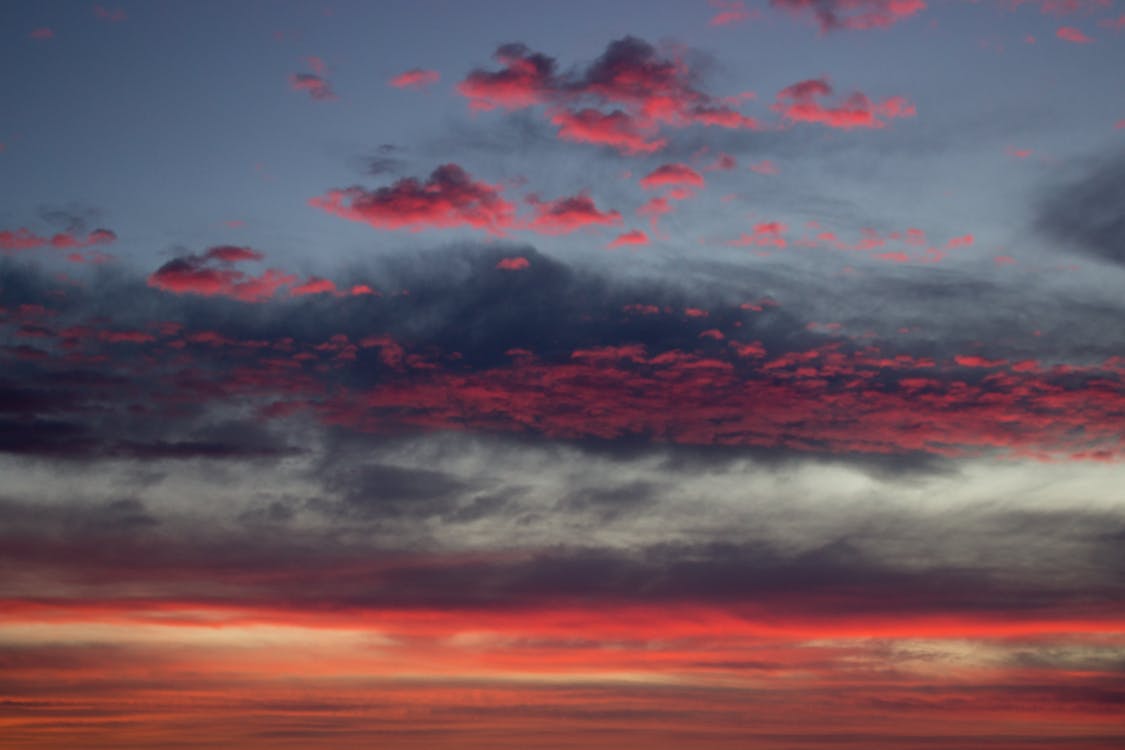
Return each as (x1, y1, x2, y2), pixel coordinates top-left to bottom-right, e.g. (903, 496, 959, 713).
(1, 1, 1125, 748)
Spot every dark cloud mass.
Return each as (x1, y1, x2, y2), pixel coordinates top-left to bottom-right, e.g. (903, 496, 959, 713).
(1038, 150, 1125, 265)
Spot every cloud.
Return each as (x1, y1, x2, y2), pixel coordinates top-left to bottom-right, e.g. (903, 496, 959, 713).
(310, 164, 517, 235)
(640, 163, 706, 190)
(709, 0, 754, 26)
(774, 77, 915, 129)
(290, 73, 336, 101)
(457, 37, 762, 153)
(0, 227, 116, 253)
(1036, 150, 1125, 265)
(496, 256, 531, 270)
(457, 43, 558, 110)
(289, 277, 340, 297)
(6, 240, 1125, 472)
(147, 246, 296, 301)
(608, 230, 650, 249)
(29, 27, 54, 40)
(524, 194, 622, 234)
(390, 68, 441, 89)
(771, 0, 927, 32)
(1056, 25, 1095, 42)
(549, 107, 667, 154)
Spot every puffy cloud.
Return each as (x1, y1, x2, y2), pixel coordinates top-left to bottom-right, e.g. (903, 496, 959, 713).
(290, 73, 336, 101)
(639, 163, 706, 190)
(457, 43, 558, 110)
(458, 37, 762, 153)
(524, 193, 622, 234)
(549, 107, 667, 154)
(771, 0, 926, 32)
(775, 77, 915, 129)
(310, 164, 516, 235)
(147, 246, 296, 302)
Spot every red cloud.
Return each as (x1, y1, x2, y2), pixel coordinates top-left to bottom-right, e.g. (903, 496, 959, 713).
(457, 43, 557, 110)
(549, 108, 666, 154)
(289, 277, 339, 296)
(1101, 14, 1125, 30)
(390, 68, 441, 89)
(204, 245, 264, 263)
(710, 1, 753, 26)
(640, 163, 706, 190)
(29, 27, 54, 40)
(458, 37, 761, 154)
(1056, 25, 1094, 42)
(772, 0, 926, 31)
(290, 73, 336, 101)
(496, 257, 530, 270)
(729, 222, 788, 248)
(775, 77, 915, 129)
(0, 227, 116, 253)
(608, 230, 650, 249)
(524, 194, 622, 234)
(954, 354, 1009, 368)
(147, 246, 296, 302)
(310, 164, 516, 235)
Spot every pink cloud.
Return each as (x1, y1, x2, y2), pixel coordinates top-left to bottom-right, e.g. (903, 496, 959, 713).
(729, 222, 788, 248)
(310, 164, 516, 235)
(640, 163, 706, 190)
(390, 68, 441, 89)
(549, 108, 666, 154)
(457, 43, 556, 110)
(290, 73, 336, 101)
(496, 257, 531, 270)
(147, 247, 296, 303)
(1056, 25, 1094, 42)
(289, 277, 339, 297)
(775, 77, 915, 129)
(458, 37, 762, 154)
(608, 230, 651, 249)
(710, 0, 754, 26)
(29, 27, 54, 40)
(954, 354, 1009, 368)
(771, 0, 926, 32)
(0, 228, 117, 253)
(525, 194, 622, 234)
(93, 6, 127, 22)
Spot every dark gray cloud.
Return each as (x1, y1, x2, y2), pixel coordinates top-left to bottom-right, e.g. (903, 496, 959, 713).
(1037, 150, 1125, 266)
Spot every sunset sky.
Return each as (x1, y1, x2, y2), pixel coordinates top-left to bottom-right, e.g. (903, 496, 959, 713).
(2, 1, 1125, 748)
